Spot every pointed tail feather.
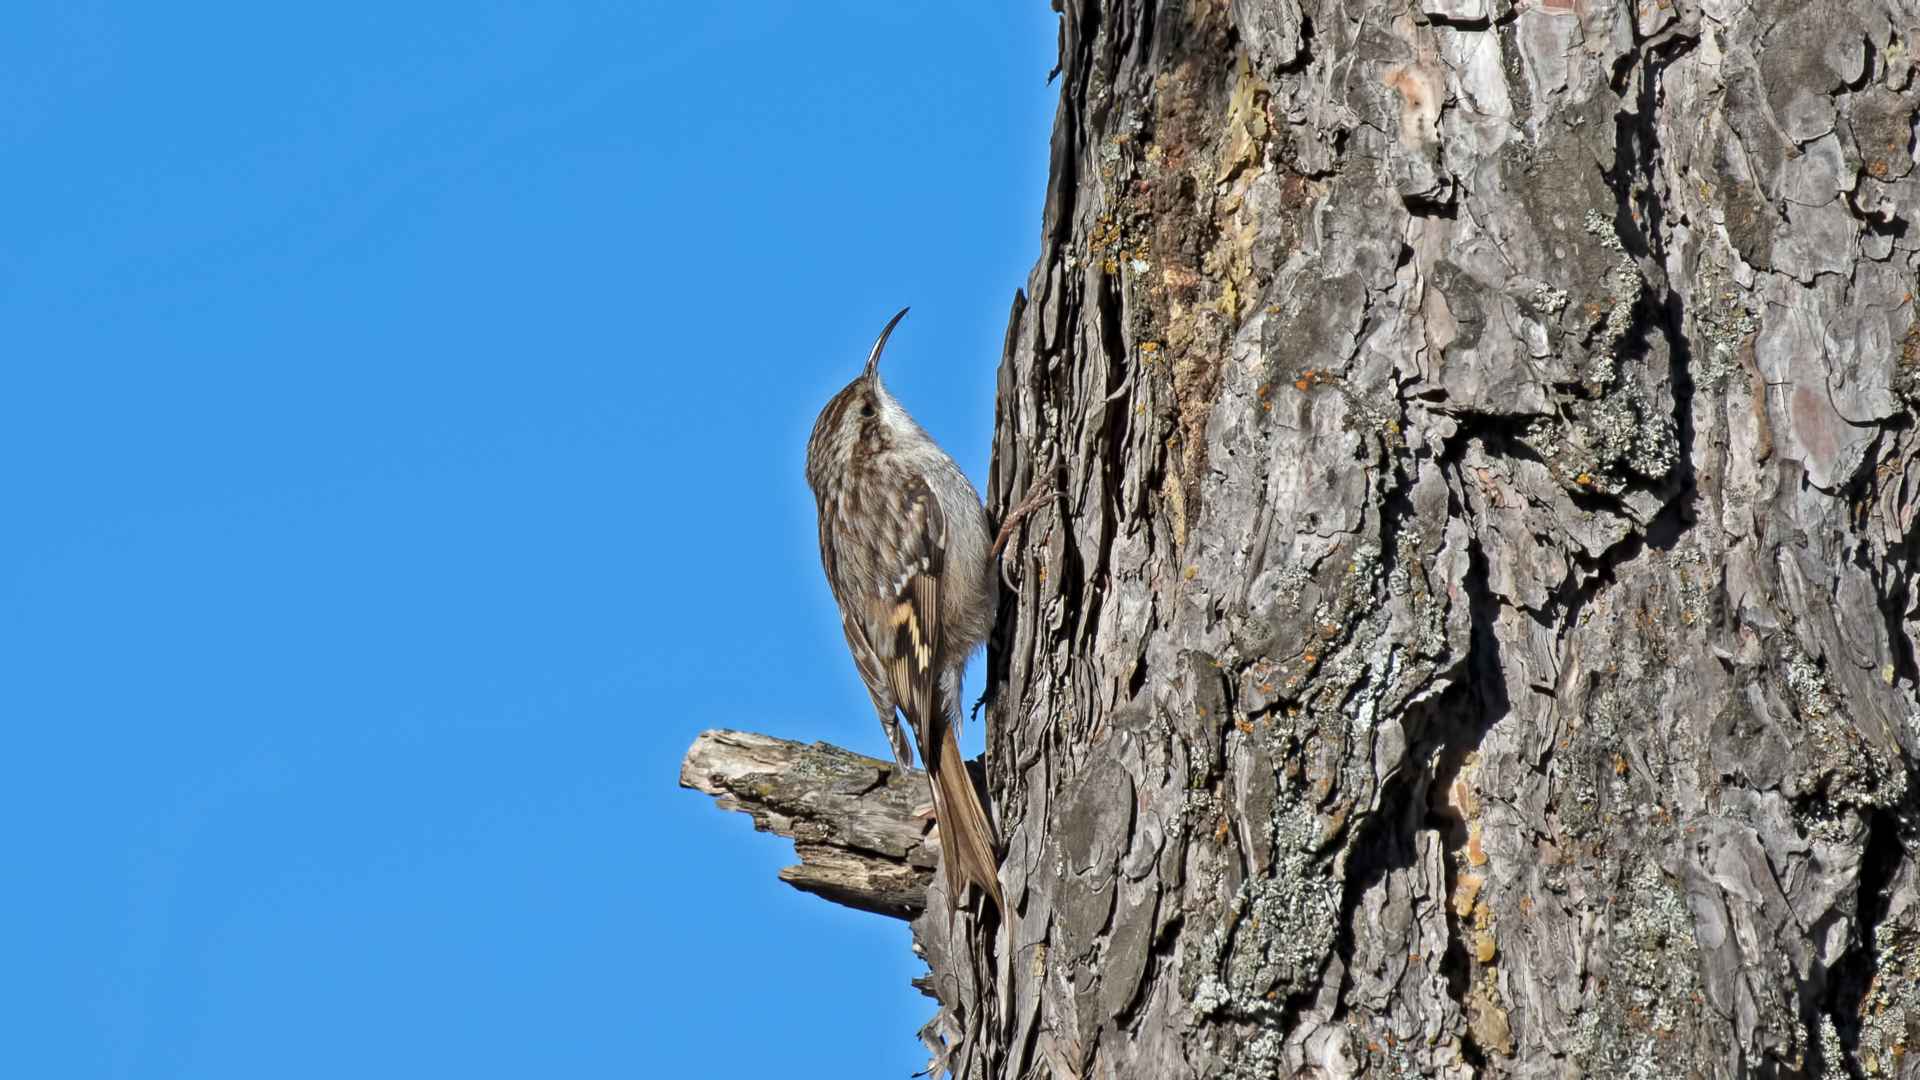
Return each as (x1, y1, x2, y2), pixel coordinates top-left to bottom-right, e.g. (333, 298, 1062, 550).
(927, 718, 1005, 917)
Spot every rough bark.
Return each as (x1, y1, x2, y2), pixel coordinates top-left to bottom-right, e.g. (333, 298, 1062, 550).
(918, 0, 1920, 1077)
(679, 730, 937, 919)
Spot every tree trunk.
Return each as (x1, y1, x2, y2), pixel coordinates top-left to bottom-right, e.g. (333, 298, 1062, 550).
(681, 0, 1920, 1074)
(919, 0, 1920, 1076)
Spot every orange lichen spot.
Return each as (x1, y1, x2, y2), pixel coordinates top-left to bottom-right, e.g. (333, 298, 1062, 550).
(1467, 822, 1488, 867)
(1576, 473, 1593, 485)
(1453, 873, 1484, 917)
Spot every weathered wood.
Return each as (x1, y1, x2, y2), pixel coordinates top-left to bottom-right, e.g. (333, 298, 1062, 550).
(678, 730, 936, 920)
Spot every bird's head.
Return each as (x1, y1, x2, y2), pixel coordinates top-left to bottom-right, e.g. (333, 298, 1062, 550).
(805, 308, 912, 489)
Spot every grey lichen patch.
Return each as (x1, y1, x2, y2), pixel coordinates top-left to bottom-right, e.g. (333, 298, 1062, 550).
(1799, 712, 1908, 813)
(1230, 1026, 1288, 1080)
(1252, 564, 1311, 616)
(1693, 282, 1761, 389)
(1583, 210, 1646, 383)
(1856, 922, 1920, 1076)
(1531, 281, 1570, 316)
(1515, 209, 1680, 500)
(1819, 1015, 1850, 1080)
(1389, 526, 1422, 599)
(1525, 416, 1562, 458)
(1586, 379, 1679, 482)
(1194, 805, 1341, 1019)
(1520, 383, 1677, 498)
(1555, 691, 1633, 841)
(1768, 640, 1909, 808)
(1567, 861, 1708, 1079)
(1785, 645, 1837, 718)
(1337, 385, 1410, 450)
(1255, 540, 1386, 705)
(1668, 546, 1713, 627)
(1774, 638, 1912, 814)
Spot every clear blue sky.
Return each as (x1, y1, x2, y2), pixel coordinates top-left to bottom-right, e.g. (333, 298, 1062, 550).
(0, 4, 1056, 1076)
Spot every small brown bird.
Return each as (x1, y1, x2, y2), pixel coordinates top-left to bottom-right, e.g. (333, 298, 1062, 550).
(805, 309, 1004, 916)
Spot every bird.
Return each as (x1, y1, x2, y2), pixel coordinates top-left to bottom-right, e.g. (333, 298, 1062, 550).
(805, 308, 1005, 917)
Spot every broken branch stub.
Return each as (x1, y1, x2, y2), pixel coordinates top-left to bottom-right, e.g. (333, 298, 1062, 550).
(678, 729, 937, 919)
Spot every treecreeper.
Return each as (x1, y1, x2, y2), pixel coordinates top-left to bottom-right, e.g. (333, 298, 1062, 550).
(804, 308, 1005, 917)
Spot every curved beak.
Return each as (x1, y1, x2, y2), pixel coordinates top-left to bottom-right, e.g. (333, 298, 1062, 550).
(863, 307, 910, 382)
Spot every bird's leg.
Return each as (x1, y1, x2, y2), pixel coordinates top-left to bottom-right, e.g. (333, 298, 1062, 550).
(991, 453, 1065, 560)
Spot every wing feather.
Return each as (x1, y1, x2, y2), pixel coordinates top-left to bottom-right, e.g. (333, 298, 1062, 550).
(881, 476, 945, 748)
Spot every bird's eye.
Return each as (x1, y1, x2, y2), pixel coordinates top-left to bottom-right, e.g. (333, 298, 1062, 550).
(859, 402, 876, 418)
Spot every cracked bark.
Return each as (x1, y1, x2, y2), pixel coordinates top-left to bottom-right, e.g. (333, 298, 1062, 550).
(690, 1, 1920, 1076)
(679, 730, 938, 920)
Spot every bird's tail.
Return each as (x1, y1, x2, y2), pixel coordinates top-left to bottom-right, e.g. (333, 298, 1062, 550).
(927, 715, 1005, 918)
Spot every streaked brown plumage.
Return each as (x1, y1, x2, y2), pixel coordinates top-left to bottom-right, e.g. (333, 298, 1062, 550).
(805, 309, 1004, 916)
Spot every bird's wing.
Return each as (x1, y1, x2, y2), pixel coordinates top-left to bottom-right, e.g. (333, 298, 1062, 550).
(838, 607, 914, 769)
(877, 473, 946, 743)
